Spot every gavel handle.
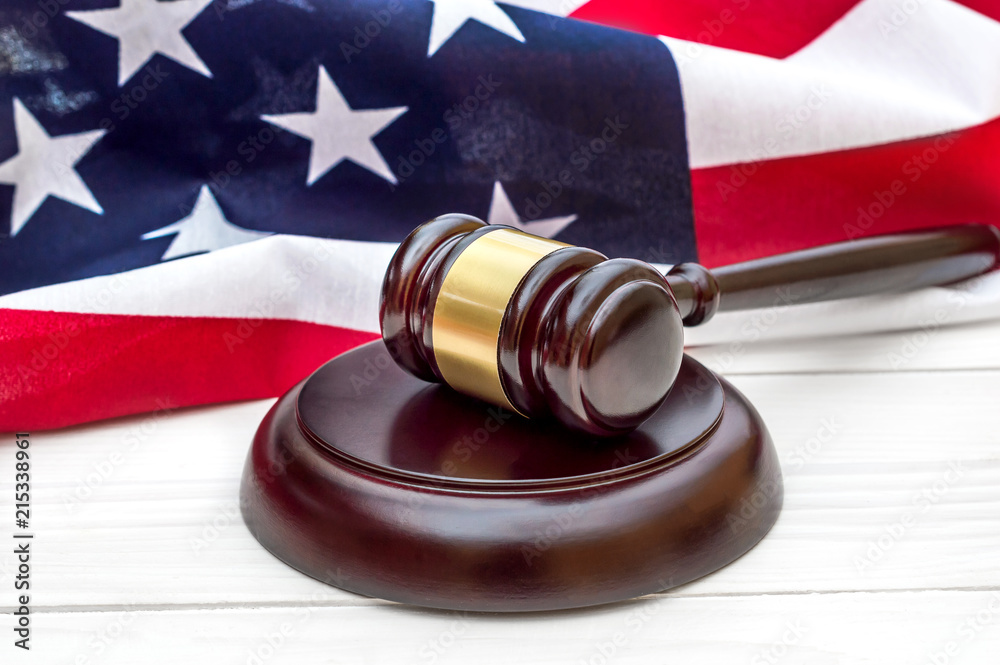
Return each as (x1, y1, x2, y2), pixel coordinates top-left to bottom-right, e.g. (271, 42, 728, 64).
(665, 224, 1000, 325)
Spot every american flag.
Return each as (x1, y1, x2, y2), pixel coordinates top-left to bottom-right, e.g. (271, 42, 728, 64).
(2, 0, 999, 430)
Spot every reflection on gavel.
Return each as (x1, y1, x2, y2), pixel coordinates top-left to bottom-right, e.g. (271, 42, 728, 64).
(380, 215, 1000, 437)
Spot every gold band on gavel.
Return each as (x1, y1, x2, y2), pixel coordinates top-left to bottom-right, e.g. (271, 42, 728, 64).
(432, 228, 569, 414)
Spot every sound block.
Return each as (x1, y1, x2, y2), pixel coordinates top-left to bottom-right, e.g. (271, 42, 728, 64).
(240, 341, 783, 612)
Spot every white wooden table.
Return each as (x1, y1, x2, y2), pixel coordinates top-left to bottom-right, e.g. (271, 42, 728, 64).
(4, 319, 1000, 664)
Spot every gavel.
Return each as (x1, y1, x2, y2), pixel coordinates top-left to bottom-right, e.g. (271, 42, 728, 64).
(380, 215, 1000, 437)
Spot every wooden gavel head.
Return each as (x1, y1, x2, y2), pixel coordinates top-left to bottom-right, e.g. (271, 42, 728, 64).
(379, 214, 718, 437)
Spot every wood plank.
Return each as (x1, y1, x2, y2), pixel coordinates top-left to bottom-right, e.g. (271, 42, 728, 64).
(7, 590, 1000, 665)
(680, 270, 1000, 353)
(2, 368, 998, 609)
(687, 318, 1000, 375)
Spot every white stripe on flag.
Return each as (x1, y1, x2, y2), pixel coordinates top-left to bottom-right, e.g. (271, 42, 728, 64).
(664, 0, 1000, 169)
(0, 235, 395, 333)
(4, 233, 999, 347)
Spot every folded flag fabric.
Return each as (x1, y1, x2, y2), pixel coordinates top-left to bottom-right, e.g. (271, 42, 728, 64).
(1, 0, 998, 430)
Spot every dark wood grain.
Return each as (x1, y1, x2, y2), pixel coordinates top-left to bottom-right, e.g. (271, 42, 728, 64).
(380, 215, 687, 436)
(240, 341, 783, 612)
(702, 224, 1000, 313)
(243, 221, 999, 610)
(383, 218, 1000, 436)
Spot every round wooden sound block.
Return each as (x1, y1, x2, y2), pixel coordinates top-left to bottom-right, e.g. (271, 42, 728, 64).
(240, 341, 783, 612)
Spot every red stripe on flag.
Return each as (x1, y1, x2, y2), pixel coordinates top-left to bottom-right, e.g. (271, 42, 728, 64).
(956, 0, 1000, 23)
(0, 309, 378, 430)
(690, 119, 1000, 267)
(570, 1, 1000, 57)
(571, 0, 862, 58)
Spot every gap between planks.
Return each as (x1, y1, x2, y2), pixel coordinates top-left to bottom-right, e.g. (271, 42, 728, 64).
(4, 586, 1000, 616)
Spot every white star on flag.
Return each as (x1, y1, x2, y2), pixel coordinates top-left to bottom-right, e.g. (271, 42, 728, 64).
(141, 185, 271, 260)
(262, 65, 407, 185)
(66, 0, 213, 86)
(487, 181, 577, 238)
(0, 98, 106, 237)
(427, 0, 525, 57)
